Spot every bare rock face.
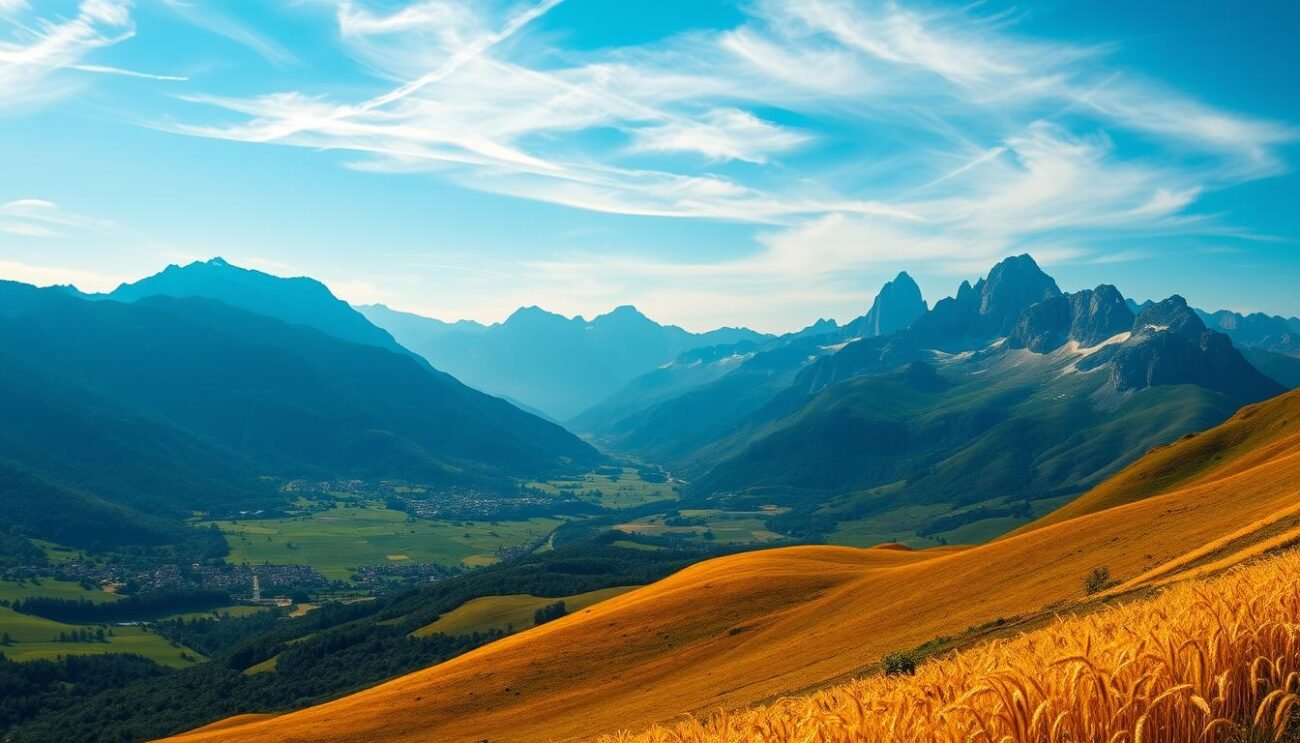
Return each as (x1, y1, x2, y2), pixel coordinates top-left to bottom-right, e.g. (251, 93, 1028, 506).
(1092, 296, 1284, 401)
(844, 271, 928, 339)
(1008, 285, 1134, 353)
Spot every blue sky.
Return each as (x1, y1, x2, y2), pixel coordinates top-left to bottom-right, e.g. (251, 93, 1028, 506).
(0, 0, 1296, 332)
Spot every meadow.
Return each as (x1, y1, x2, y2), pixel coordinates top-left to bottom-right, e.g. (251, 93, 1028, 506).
(528, 467, 679, 509)
(602, 548, 1300, 742)
(0, 605, 202, 668)
(828, 493, 1076, 548)
(411, 586, 637, 637)
(615, 507, 787, 545)
(0, 578, 121, 604)
(204, 501, 563, 580)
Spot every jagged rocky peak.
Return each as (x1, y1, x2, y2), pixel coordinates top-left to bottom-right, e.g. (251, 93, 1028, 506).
(907, 254, 1063, 348)
(847, 271, 928, 338)
(1133, 295, 1205, 339)
(977, 254, 1063, 336)
(1008, 284, 1134, 353)
(1094, 295, 1284, 402)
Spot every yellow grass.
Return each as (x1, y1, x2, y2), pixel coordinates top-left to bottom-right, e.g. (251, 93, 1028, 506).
(602, 548, 1300, 743)
(163, 392, 1300, 743)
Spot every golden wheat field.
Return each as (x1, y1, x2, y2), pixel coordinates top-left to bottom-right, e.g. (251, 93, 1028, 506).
(602, 548, 1300, 743)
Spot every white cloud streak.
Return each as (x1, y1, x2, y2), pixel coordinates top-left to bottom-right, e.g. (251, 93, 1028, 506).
(0, 0, 135, 106)
(160, 0, 298, 68)
(13, 0, 1290, 329)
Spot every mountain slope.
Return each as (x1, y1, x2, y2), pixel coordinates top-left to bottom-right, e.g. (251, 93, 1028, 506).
(359, 303, 769, 420)
(678, 268, 1280, 532)
(105, 258, 405, 353)
(573, 273, 931, 455)
(610, 547, 1300, 742)
(0, 283, 599, 545)
(1197, 307, 1300, 356)
(1011, 388, 1300, 534)
(165, 389, 1300, 743)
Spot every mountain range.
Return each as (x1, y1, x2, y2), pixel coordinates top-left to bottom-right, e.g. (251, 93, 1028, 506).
(0, 277, 597, 550)
(566, 255, 1285, 541)
(25, 254, 1293, 554)
(358, 303, 770, 420)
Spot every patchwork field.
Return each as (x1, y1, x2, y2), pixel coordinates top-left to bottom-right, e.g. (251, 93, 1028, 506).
(615, 508, 787, 545)
(204, 502, 563, 580)
(412, 586, 638, 638)
(161, 605, 271, 622)
(0, 578, 121, 604)
(528, 467, 678, 509)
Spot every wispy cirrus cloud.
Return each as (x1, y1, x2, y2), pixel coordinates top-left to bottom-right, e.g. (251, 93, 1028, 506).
(0, 0, 191, 108)
(167, 0, 1291, 231)
(0, 0, 133, 106)
(160, 0, 298, 68)
(0, 198, 116, 238)
(11, 0, 1290, 329)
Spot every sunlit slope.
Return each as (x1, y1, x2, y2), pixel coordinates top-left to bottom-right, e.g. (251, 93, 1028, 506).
(165, 393, 1300, 743)
(605, 548, 1300, 742)
(1011, 388, 1300, 535)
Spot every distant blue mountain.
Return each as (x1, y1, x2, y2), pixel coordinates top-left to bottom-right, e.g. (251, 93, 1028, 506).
(359, 303, 771, 420)
(102, 257, 405, 353)
(0, 280, 600, 550)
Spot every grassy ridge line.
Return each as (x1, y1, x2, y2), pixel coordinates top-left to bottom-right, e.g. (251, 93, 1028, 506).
(1011, 389, 1300, 536)
(601, 547, 1300, 742)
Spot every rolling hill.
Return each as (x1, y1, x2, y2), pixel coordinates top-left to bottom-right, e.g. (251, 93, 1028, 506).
(164, 388, 1300, 743)
(607, 547, 1300, 742)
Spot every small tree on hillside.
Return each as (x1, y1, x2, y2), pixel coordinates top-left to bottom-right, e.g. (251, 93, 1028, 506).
(882, 651, 917, 676)
(1085, 566, 1113, 595)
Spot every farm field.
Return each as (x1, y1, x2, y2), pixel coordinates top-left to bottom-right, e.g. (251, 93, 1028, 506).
(0, 605, 202, 668)
(29, 540, 88, 564)
(528, 467, 678, 509)
(615, 508, 787, 545)
(0, 578, 121, 604)
(203, 501, 563, 580)
(161, 605, 272, 622)
(412, 587, 637, 638)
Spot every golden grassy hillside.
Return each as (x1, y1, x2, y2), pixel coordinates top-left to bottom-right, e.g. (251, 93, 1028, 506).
(602, 547, 1300, 742)
(164, 391, 1300, 743)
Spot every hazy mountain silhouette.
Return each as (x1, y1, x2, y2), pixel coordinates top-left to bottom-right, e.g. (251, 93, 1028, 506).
(359, 303, 770, 420)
